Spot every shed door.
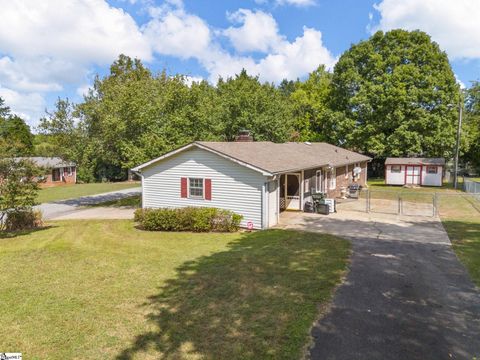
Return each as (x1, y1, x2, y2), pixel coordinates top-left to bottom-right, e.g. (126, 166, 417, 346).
(406, 166, 421, 185)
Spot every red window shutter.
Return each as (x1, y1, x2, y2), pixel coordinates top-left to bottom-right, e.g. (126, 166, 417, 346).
(181, 177, 188, 198)
(205, 179, 212, 200)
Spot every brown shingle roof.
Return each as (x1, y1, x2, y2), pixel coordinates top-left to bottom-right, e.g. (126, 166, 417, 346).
(196, 141, 371, 174)
(385, 157, 445, 166)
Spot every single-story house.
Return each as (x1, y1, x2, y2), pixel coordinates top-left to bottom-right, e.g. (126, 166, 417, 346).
(385, 157, 445, 187)
(132, 141, 371, 230)
(16, 157, 77, 187)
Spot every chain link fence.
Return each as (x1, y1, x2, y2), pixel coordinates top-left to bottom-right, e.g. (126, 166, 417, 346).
(337, 188, 480, 217)
(463, 177, 480, 194)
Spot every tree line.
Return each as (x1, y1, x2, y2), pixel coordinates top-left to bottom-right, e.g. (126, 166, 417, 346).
(2, 29, 479, 181)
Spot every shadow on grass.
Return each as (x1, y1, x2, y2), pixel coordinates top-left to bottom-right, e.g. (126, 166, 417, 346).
(0, 225, 56, 239)
(117, 229, 350, 360)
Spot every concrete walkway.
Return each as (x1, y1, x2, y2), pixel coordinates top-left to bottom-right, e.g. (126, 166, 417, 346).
(36, 187, 140, 220)
(278, 211, 480, 360)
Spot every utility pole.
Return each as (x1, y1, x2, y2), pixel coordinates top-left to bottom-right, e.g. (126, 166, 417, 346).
(453, 94, 463, 189)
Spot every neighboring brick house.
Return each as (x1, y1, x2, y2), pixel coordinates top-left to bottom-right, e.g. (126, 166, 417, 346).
(16, 157, 77, 187)
(132, 141, 371, 229)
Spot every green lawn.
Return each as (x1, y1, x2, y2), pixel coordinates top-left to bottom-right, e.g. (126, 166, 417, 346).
(368, 178, 480, 286)
(86, 194, 141, 208)
(0, 220, 350, 360)
(37, 182, 140, 203)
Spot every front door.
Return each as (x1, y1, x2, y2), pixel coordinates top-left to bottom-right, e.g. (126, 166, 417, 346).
(286, 173, 301, 210)
(406, 165, 421, 185)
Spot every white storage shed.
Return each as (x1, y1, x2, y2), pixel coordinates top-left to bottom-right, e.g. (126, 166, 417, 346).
(385, 158, 445, 187)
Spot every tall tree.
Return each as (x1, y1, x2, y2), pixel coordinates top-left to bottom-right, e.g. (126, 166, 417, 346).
(214, 70, 294, 142)
(331, 29, 460, 158)
(0, 97, 34, 156)
(290, 65, 348, 142)
(463, 82, 480, 171)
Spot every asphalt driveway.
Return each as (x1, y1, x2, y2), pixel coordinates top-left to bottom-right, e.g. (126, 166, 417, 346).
(279, 212, 480, 360)
(36, 187, 140, 220)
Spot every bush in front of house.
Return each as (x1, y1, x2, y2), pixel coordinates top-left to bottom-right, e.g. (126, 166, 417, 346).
(4, 209, 43, 232)
(134, 207, 243, 232)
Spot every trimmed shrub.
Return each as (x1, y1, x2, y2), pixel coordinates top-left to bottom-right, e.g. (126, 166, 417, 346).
(4, 209, 43, 232)
(134, 207, 243, 232)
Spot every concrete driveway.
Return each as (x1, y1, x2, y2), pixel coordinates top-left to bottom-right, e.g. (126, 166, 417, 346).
(36, 187, 140, 220)
(279, 211, 480, 360)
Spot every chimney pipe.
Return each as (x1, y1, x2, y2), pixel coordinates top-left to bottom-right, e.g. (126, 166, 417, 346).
(235, 129, 253, 142)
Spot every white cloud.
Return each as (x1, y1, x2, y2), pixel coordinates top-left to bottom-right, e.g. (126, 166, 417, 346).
(224, 9, 283, 53)
(0, 0, 151, 63)
(275, 0, 316, 6)
(143, 4, 211, 59)
(0, 0, 153, 124)
(144, 4, 335, 83)
(372, 0, 480, 60)
(76, 84, 92, 98)
(0, 87, 45, 126)
(182, 75, 205, 87)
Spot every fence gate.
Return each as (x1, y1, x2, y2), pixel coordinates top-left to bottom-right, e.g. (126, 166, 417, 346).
(365, 190, 437, 217)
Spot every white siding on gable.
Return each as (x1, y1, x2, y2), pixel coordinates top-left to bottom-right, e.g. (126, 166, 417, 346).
(142, 147, 267, 229)
(386, 165, 405, 185)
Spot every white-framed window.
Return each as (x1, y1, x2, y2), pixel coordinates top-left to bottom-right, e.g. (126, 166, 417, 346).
(391, 165, 401, 173)
(426, 166, 437, 174)
(315, 170, 323, 192)
(189, 178, 204, 198)
(329, 168, 336, 190)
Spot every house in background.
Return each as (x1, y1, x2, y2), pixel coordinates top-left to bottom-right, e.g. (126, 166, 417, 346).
(385, 157, 445, 187)
(16, 157, 77, 187)
(132, 141, 371, 230)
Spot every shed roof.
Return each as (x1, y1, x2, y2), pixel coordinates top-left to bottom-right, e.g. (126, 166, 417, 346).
(385, 157, 445, 166)
(133, 141, 371, 175)
(14, 157, 76, 168)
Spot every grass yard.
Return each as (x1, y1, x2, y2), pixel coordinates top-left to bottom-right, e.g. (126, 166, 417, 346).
(37, 182, 140, 203)
(86, 194, 141, 208)
(367, 179, 480, 286)
(438, 195, 480, 286)
(0, 220, 350, 360)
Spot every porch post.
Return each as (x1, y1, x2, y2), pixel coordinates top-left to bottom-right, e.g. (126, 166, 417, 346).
(300, 170, 304, 211)
(277, 177, 280, 223)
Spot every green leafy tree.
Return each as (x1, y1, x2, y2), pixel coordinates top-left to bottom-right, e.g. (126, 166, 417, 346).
(463, 82, 480, 172)
(38, 98, 92, 180)
(290, 65, 348, 142)
(331, 29, 460, 158)
(0, 97, 34, 155)
(0, 155, 42, 231)
(214, 70, 294, 142)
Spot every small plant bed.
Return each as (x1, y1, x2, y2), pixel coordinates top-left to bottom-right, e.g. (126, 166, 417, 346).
(134, 207, 243, 232)
(0, 220, 350, 359)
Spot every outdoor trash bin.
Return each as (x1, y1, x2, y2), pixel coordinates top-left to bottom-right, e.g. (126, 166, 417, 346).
(316, 203, 330, 215)
(304, 201, 314, 213)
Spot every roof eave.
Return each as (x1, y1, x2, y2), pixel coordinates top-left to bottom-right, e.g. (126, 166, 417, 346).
(131, 142, 274, 177)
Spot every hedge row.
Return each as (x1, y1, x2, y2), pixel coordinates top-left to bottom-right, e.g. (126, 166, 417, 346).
(134, 207, 243, 232)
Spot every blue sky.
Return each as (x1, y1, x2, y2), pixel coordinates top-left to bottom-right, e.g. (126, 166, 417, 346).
(0, 0, 479, 127)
